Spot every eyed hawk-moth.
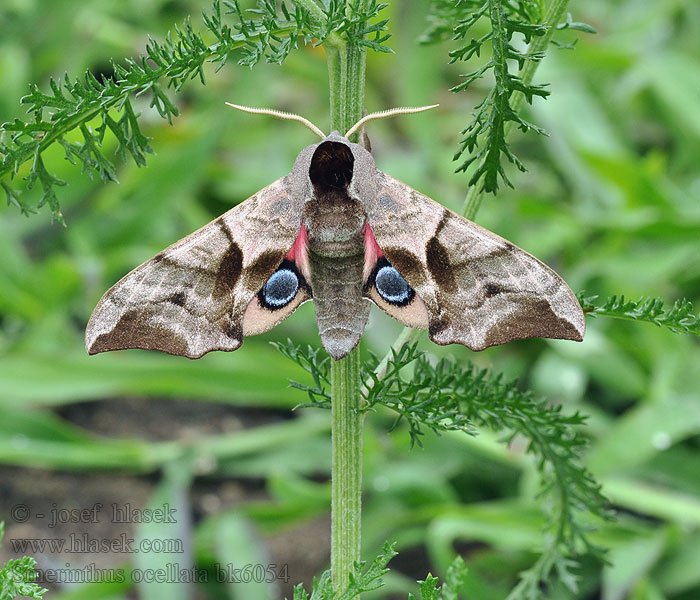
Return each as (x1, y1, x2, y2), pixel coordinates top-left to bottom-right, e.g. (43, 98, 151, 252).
(85, 106, 585, 361)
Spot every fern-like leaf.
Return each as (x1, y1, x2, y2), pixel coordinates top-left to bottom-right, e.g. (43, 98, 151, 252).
(423, 0, 548, 193)
(286, 542, 397, 600)
(579, 293, 700, 337)
(408, 555, 468, 599)
(276, 341, 609, 599)
(0, 0, 391, 222)
(0, 523, 47, 600)
(363, 343, 476, 446)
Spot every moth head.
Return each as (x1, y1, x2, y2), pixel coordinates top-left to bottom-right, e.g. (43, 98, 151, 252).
(280, 133, 376, 206)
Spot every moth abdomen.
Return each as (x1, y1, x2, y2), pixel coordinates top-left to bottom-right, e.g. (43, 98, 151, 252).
(309, 252, 370, 360)
(304, 197, 366, 258)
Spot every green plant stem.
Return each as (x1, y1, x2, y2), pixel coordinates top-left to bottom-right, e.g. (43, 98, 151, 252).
(462, 0, 571, 220)
(326, 33, 366, 139)
(330, 347, 363, 591)
(325, 10, 367, 592)
(294, 0, 326, 31)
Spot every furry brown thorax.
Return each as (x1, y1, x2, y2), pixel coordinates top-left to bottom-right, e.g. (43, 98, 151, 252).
(305, 140, 365, 259)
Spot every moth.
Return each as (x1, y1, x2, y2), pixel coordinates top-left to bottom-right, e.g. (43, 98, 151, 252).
(86, 104, 585, 361)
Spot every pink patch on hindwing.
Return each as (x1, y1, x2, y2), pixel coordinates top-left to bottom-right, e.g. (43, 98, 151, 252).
(363, 222, 384, 281)
(286, 225, 310, 282)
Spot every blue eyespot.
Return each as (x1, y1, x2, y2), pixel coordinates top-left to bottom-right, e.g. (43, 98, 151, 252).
(259, 265, 299, 310)
(374, 261, 414, 306)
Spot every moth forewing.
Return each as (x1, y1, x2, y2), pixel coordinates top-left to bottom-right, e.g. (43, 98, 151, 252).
(85, 177, 306, 358)
(360, 171, 585, 351)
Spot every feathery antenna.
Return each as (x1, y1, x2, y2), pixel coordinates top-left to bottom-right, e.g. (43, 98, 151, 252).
(345, 104, 439, 139)
(225, 103, 326, 139)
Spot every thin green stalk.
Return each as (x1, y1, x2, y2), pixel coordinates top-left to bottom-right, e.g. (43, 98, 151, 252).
(326, 33, 366, 139)
(325, 8, 367, 592)
(330, 347, 363, 591)
(294, 0, 326, 26)
(463, 0, 572, 220)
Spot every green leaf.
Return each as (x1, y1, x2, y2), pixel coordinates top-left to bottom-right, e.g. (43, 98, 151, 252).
(655, 532, 700, 595)
(602, 530, 667, 600)
(0, 536, 48, 600)
(407, 555, 468, 599)
(442, 555, 468, 600)
(425, 0, 550, 193)
(556, 13, 597, 34)
(579, 293, 700, 338)
(0, 348, 301, 407)
(1, 180, 34, 217)
(212, 512, 277, 600)
(412, 574, 441, 600)
(279, 340, 609, 598)
(285, 542, 397, 600)
(0, 0, 392, 220)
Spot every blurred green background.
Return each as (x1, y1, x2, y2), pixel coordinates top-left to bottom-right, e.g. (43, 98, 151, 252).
(1, 1, 699, 599)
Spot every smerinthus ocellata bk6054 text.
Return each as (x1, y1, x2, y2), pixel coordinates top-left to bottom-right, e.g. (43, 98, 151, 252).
(85, 105, 585, 360)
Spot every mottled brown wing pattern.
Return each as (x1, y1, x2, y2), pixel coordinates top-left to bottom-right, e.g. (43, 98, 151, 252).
(364, 172, 585, 351)
(85, 177, 304, 358)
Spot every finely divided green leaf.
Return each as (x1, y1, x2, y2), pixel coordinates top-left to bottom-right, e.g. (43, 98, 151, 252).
(579, 293, 700, 337)
(0, 0, 391, 221)
(424, 0, 550, 193)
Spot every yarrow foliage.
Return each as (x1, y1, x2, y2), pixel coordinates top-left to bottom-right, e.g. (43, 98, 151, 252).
(287, 543, 468, 600)
(579, 293, 700, 337)
(0, 0, 391, 223)
(277, 340, 610, 598)
(289, 542, 397, 599)
(423, 0, 549, 193)
(423, 2, 594, 197)
(0, 524, 47, 600)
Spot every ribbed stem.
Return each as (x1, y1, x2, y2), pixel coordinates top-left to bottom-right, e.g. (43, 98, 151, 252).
(325, 6, 367, 593)
(326, 33, 366, 139)
(330, 347, 363, 591)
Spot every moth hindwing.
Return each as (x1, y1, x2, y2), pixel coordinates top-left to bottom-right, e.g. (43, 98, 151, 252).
(86, 132, 584, 360)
